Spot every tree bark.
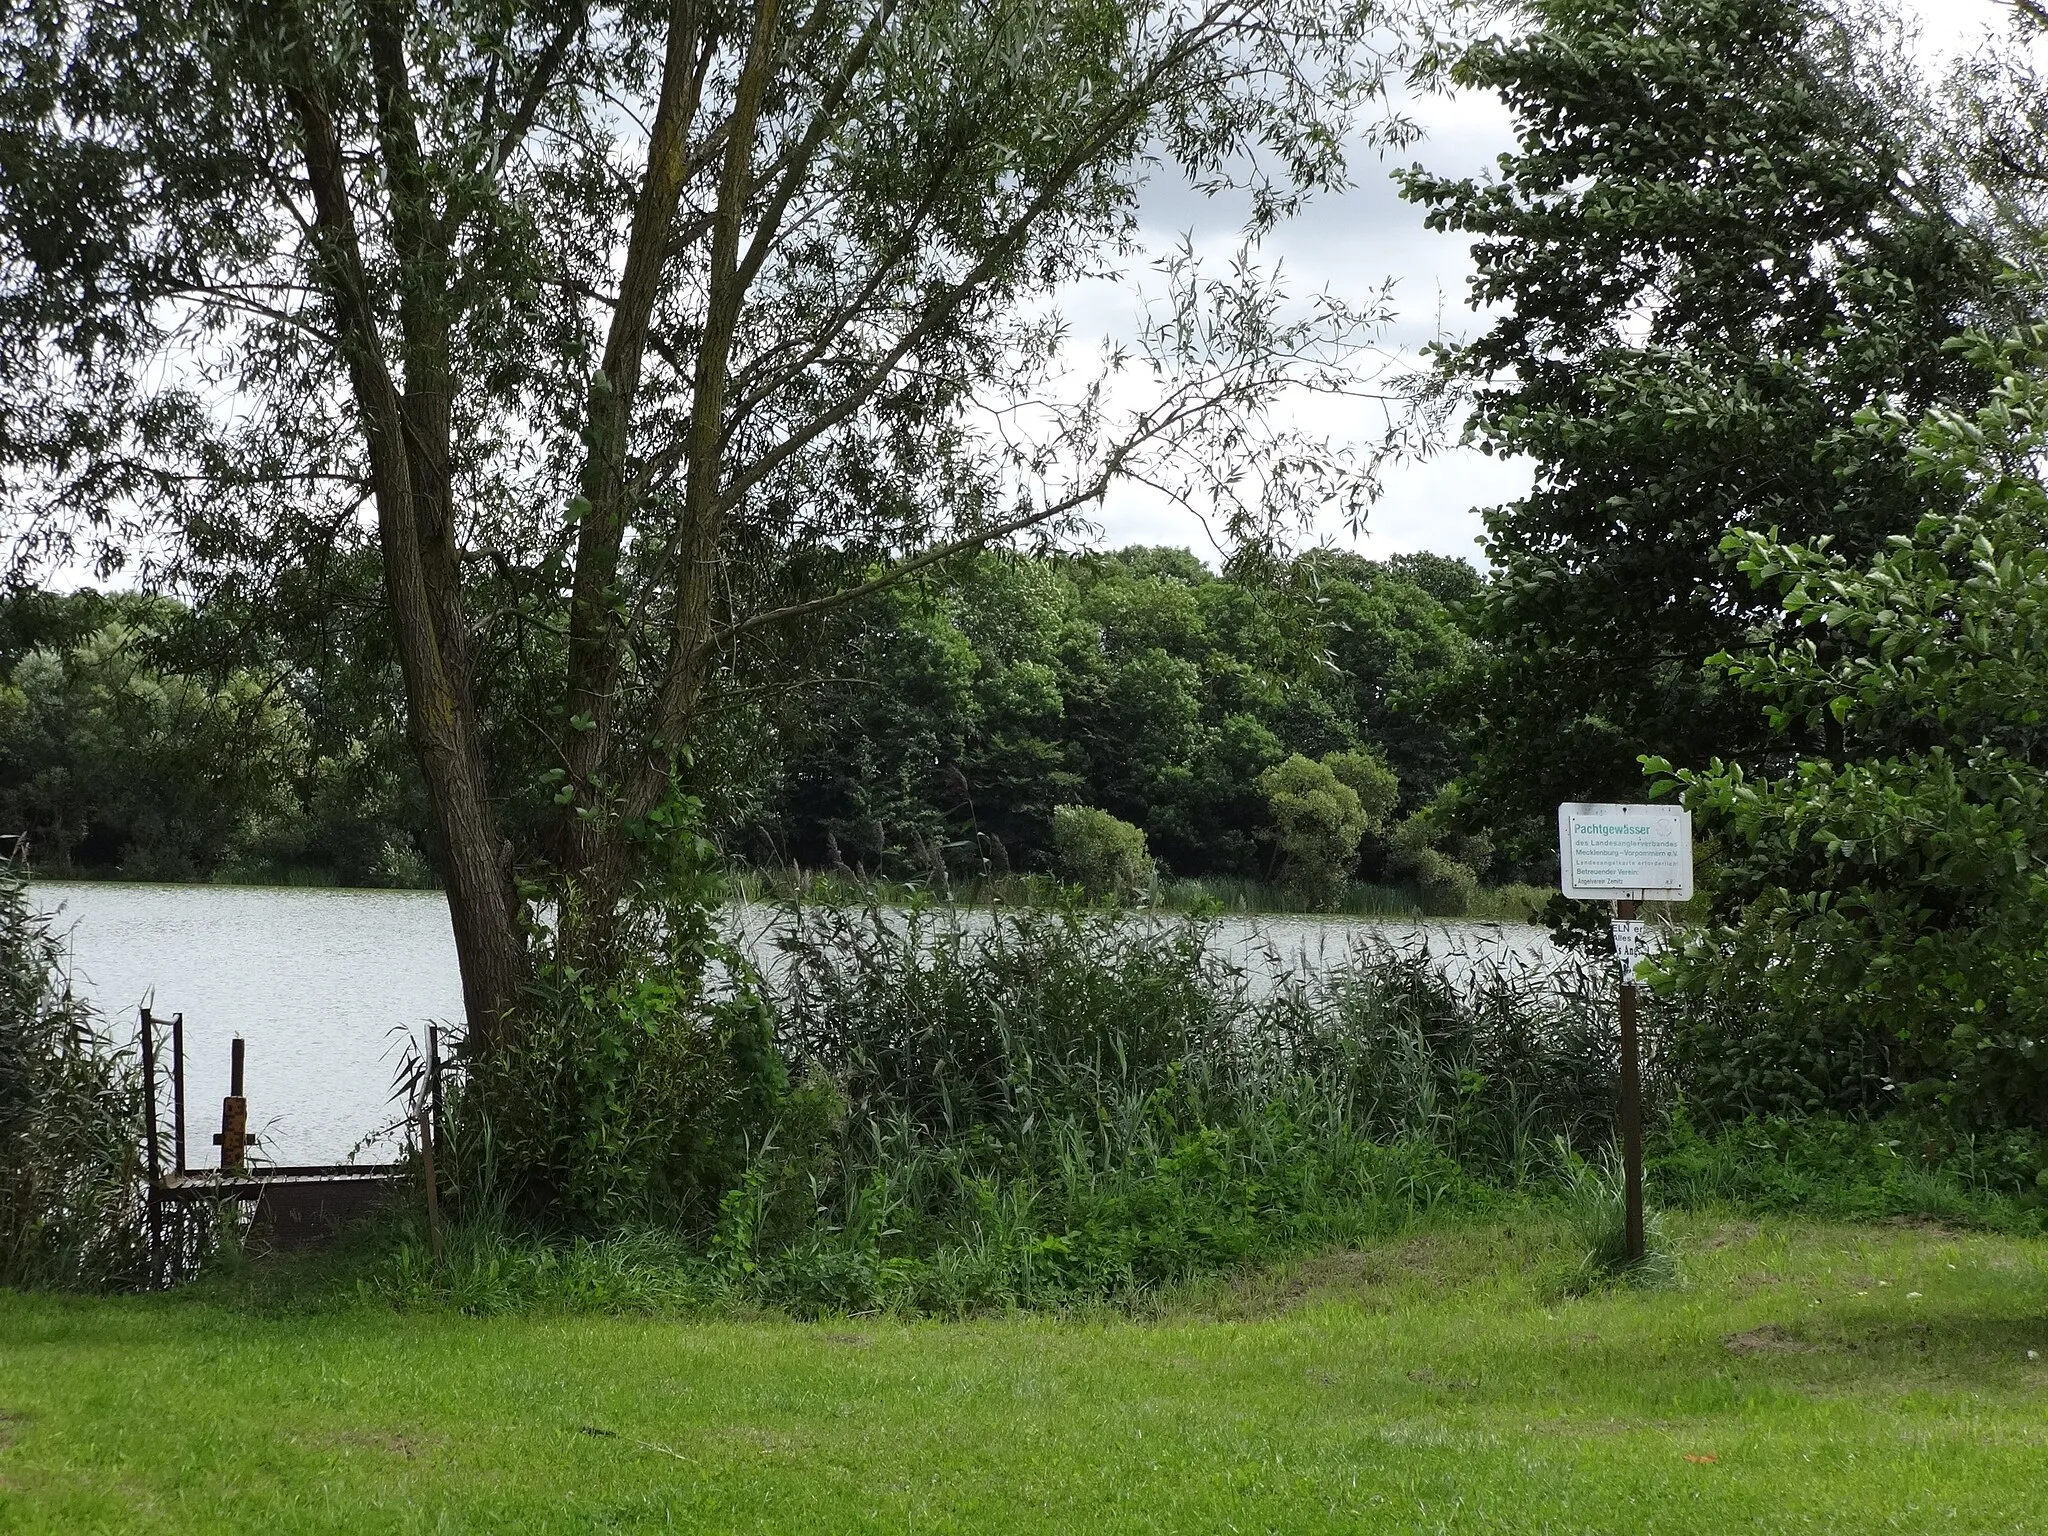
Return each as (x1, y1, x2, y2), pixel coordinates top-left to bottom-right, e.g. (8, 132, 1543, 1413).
(561, 0, 707, 903)
(288, 39, 526, 1051)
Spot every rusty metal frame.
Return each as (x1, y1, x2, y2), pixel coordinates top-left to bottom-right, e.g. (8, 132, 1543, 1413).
(138, 1007, 415, 1284)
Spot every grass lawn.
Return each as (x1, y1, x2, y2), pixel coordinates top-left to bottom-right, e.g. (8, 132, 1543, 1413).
(2, 1215, 2044, 1533)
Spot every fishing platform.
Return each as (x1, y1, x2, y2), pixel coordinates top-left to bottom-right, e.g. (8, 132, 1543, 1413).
(137, 1007, 430, 1280)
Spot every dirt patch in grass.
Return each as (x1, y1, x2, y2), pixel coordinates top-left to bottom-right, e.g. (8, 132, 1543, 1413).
(1405, 1367, 1479, 1389)
(1183, 1227, 1550, 1320)
(1880, 1214, 1964, 1234)
(714, 1425, 804, 1456)
(321, 1428, 436, 1459)
(1724, 1324, 1812, 1356)
(0, 1410, 24, 1449)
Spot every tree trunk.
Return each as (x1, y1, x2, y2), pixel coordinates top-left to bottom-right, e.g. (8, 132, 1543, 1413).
(289, 47, 528, 1052)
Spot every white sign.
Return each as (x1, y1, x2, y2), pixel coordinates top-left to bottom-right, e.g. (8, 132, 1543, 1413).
(1610, 919, 1651, 966)
(1558, 802, 1693, 901)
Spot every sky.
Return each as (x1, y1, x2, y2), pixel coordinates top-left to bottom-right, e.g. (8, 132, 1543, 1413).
(1084, 0, 2019, 568)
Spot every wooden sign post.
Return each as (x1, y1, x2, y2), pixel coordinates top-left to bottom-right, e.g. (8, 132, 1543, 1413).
(214, 1036, 250, 1173)
(1557, 803, 1693, 1265)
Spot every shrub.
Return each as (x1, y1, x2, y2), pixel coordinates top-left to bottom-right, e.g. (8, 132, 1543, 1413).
(1256, 755, 1366, 908)
(369, 902, 2047, 1318)
(441, 795, 786, 1234)
(1647, 1109, 2045, 1230)
(0, 857, 147, 1289)
(1049, 804, 1154, 900)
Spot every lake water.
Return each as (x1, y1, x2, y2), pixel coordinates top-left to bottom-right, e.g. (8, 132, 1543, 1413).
(31, 882, 1554, 1166)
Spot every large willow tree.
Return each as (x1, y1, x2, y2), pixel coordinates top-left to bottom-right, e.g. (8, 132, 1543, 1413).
(1, 0, 1411, 1043)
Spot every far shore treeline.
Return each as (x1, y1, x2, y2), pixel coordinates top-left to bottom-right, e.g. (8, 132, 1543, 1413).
(0, 548, 1517, 910)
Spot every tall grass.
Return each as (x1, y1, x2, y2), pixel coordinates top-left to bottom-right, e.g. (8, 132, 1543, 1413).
(353, 899, 2044, 1317)
(387, 905, 1624, 1315)
(1552, 1138, 1675, 1289)
(0, 855, 148, 1289)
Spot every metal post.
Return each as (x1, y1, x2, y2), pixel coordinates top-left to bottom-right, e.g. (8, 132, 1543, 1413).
(216, 1036, 248, 1173)
(1614, 897, 1644, 1267)
(170, 1012, 187, 1177)
(139, 1007, 162, 1285)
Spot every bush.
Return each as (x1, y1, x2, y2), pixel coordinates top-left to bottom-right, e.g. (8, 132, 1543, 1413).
(441, 796, 786, 1234)
(0, 857, 147, 1289)
(1049, 804, 1154, 900)
(1648, 1108, 2045, 1228)
(384, 905, 1628, 1315)
(1256, 755, 1367, 908)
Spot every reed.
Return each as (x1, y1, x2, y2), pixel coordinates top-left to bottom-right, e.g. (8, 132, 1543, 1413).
(724, 866, 1554, 922)
(0, 856, 148, 1289)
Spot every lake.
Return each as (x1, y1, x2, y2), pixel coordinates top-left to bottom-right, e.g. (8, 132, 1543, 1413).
(31, 882, 1554, 1166)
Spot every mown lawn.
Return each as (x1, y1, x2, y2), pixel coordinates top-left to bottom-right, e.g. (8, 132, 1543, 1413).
(1, 1216, 2044, 1533)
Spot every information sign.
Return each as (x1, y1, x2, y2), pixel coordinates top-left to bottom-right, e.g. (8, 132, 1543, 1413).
(1556, 802, 1693, 901)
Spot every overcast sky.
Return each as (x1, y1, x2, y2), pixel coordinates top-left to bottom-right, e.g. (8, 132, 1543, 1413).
(1085, 0, 2020, 568)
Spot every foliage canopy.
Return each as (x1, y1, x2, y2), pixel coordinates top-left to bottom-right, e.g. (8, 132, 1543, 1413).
(1653, 330, 2048, 1133)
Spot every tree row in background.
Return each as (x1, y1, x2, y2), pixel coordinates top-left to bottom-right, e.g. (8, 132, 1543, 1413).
(0, 545, 1502, 907)
(0, 588, 425, 886)
(744, 545, 1497, 904)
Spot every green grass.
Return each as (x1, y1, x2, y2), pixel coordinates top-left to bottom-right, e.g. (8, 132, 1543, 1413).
(3, 1214, 2045, 1532)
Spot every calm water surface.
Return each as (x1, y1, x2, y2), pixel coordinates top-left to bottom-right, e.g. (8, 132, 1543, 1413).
(34, 883, 462, 1165)
(33, 882, 1553, 1165)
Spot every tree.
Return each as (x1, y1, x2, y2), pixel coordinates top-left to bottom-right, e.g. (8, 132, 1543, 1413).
(1050, 803, 1154, 899)
(1399, 0, 2006, 850)
(754, 544, 1476, 884)
(1652, 330, 2048, 1132)
(2, 0, 1414, 1045)
(1324, 746, 1397, 823)
(0, 587, 433, 884)
(1256, 752, 1367, 907)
